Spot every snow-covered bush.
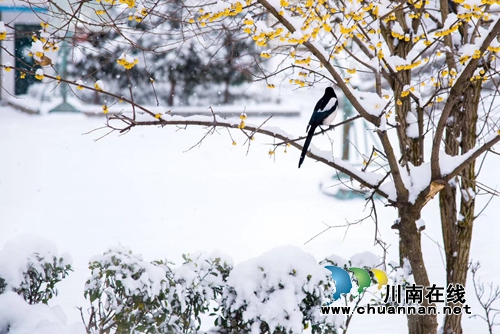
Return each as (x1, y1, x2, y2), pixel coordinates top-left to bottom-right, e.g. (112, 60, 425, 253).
(215, 246, 338, 334)
(0, 235, 72, 305)
(169, 252, 233, 331)
(82, 246, 232, 333)
(82, 246, 343, 334)
(83, 246, 172, 333)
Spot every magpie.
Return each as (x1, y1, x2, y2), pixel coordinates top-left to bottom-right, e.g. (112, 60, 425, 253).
(298, 87, 339, 168)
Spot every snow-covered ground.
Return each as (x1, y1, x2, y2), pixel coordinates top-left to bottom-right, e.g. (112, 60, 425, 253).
(1, 90, 500, 333)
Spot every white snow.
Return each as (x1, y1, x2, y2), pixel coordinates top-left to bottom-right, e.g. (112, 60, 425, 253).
(0, 292, 84, 334)
(416, 219, 425, 230)
(350, 252, 380, 268)
(406, 112, 419, 138)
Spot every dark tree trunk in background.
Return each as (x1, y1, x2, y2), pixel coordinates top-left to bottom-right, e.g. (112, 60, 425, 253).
(439, 82, 480, 334)
(224, 79, 230, 105)
(168, 79, 176, 106)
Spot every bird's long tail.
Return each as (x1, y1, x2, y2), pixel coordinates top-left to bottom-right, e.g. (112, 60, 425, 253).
(298, 126, 316, 168)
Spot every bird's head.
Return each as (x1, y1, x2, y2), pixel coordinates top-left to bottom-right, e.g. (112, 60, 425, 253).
(325, 86, 336, 98)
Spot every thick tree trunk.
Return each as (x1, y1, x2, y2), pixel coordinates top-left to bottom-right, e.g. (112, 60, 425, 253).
(439, 82, 480, 334)
(399, 205, 438, 334)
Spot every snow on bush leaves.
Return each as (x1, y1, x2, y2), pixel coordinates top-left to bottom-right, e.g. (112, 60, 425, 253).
(0, 234, 72, 305)
(83, 246, 233, 333)
(82, 246, 342, 333)
(218, 246, 338, 334)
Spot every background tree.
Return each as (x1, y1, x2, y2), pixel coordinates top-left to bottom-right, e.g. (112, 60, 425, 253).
(64, 1, 260, 106)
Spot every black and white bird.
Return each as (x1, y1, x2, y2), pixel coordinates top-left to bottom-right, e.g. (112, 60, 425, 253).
(298, 87, 339, 168)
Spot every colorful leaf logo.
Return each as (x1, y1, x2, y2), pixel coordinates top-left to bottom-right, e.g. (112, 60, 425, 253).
(325, 266, 388, 300)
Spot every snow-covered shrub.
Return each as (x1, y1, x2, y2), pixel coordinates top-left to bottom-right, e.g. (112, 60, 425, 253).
(0, 235, 72, 305)
(215, 246, 338, 334)
(84, 246, 171, 333)
(83, 246, 232, 333)
(83, 246, 350, 333)
(169, 252, 233, 331)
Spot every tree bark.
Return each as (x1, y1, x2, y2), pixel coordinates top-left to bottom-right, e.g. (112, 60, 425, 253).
(439, 81, 480, 334)
(399, 205, 438, 334)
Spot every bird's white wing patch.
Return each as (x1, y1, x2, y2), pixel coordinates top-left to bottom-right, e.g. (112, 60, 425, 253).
(318, 97, 337, 112)
(322, 109, 338, 126)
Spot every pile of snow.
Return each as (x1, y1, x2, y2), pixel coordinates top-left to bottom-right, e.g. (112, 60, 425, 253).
(0, 292, 84, 334)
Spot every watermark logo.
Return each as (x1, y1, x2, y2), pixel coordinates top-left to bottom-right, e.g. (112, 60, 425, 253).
(325, 266, 388, 300)
(323, 266, 471, 316)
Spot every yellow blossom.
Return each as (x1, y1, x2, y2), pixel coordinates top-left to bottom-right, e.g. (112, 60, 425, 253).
(117, 54, 139, 69)
(35, 70, 44, 80)
(459, 55, 470, 65)
(487, 46, 500, 53)
(119, 0, 135, 8)
(102, 105, 109, 114)
(260, 52, 271, 58)
(294, 57, 311, 65)
(155, 113, 162, 119)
